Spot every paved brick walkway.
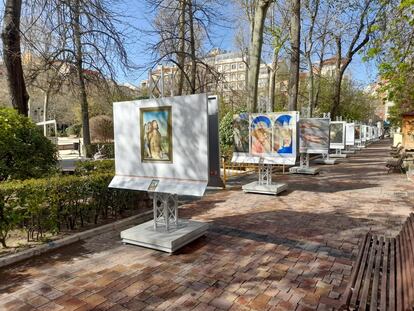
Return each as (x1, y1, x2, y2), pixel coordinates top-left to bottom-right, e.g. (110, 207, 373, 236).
(1, 140, 413, 311)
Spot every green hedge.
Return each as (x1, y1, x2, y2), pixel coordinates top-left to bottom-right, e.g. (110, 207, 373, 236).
(0, 173, 149, 248)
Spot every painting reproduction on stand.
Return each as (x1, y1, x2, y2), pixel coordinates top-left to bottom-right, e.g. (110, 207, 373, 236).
(330, 121, 345, 149)
(140, 106, 172, 162)
(299, 118, 330, 154)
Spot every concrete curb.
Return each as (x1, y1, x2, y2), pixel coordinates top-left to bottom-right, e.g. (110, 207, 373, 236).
(0, 210, 153, 269)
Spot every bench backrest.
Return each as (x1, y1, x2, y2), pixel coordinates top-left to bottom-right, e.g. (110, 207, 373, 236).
(396, 213, 414, 310)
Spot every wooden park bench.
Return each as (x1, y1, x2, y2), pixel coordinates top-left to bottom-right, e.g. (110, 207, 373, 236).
(390, 146, 404, 158)
(340, 213, 414, 310)
(391, 142, 402, 151)
(386, 152, 407, 174)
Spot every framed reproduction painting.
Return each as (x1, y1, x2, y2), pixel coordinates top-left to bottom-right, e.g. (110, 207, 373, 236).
(140, 106, 172, 162)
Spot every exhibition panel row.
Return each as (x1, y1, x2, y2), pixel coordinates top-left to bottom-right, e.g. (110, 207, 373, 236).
(108, 93, 382, 252)
(232, 113, 381, 164)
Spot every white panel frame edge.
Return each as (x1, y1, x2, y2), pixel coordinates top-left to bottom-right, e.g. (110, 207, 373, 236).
(345, 123, 355, 146)
(109, 94, 209, 197)
(329, 121, 346, 150)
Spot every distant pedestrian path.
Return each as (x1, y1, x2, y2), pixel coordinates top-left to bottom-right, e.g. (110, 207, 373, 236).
(0, 139, 412, 311)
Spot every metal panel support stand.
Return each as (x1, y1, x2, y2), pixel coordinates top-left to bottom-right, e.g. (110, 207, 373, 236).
(120, 192, 208, 253)
(153, 192, 178, 232)
(242, 160, 287, 195)
(290, 153, 320, 174)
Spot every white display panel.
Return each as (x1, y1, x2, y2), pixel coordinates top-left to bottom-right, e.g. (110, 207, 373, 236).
(232, 111, 298, 165)
(345, 123, 355, 146)
(361, 125, 367, 142)
(329, 121, 346, 149)
(109, 94, 209, 196)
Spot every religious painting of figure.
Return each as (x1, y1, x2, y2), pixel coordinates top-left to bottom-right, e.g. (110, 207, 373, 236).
(140, 106, 172, 162)
(251, 115, 272, 155)
(299, 118, 329, 153)
(233, 113, 249, 153)
(355, 125, 361, 140)
(330, 123, 344, 144)
(273, 114, 293, 154)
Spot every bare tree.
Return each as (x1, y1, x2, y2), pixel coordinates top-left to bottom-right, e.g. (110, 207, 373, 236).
(2, 0, 29, 115)
(27, 0, 131, 154)
(329, 0, 383, 118)
(267, 1, 290, 111)
(287, 0, 300, 111)
(146, 0, 225, 96)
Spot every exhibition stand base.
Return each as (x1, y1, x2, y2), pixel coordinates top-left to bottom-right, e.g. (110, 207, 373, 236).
(121, 220, 208, 253)
(289, 166, 320, 175)
(329, 153, 347, 158)
(242, 181, 287, 195)
(342, 150, 355, 154)
(314, 158, 337, 165)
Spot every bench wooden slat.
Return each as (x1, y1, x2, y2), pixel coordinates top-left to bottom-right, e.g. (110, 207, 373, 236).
(360, 235, 378, 309)
(396, 235, 403, 311)
(341, 234, 369, 308)
(390, 238, 396, 311)
(402, 221, 414, 309)
(370, 236, 383, 311)
(379, 238, 390, 311)
(406, 214, 414, 308)
(400, 231, 409, 311)
(350, 234, 373, 308)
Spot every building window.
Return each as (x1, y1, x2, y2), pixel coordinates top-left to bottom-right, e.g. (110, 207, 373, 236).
(231, 63, 237, 70)
(224, 64, 230, 71)
(238, 73, 245, 80)
(238, 63, 245, 70)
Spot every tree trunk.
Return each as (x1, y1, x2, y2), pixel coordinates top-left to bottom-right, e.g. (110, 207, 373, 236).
(43, 90, 50, 136)
(331, 72, 343, 119)
(269, 48, 280, 111)
(188, 0, 196, 94)
(73, 0, 91, 153)
(177, 0, 186, 96)
(1, 0, 29, 116)
(247, 0, 272, 112)
(287, 0, 300, 111)
(306, 54, 314, 117)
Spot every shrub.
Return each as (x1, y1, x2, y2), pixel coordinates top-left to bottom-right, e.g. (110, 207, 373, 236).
(0, 108, 58, 181)
(75, 159, 115, 175)
(66, 124, 82, 137)
(90, 115, 114, 143)
(0, 173, 150, 248)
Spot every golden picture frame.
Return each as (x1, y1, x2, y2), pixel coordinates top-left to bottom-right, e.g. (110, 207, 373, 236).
(140, 106, 173, 162)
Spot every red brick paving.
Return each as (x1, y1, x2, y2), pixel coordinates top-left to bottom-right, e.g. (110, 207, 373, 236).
(0, 140, 413, 311)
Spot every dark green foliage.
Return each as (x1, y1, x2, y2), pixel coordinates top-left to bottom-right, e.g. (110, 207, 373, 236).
(219, 107, 247, 160)
(75, 159, 115, 175)
(0, 108, 58, 181)
(65, 124, 82, 137)
(0, 173, 148, 247)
